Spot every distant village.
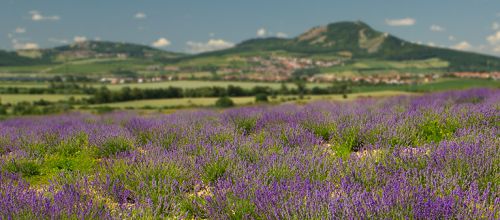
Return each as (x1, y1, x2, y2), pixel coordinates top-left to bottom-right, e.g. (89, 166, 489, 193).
(98, 55, 500, 85)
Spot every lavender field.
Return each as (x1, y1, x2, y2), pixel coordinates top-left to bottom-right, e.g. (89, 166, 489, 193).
(0, 88, 498, 219)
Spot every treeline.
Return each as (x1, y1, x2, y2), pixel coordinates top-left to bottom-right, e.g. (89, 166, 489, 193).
(0, 82, 97, 95)
(88, 83, 351, 104)
(0, 101, 73, 116)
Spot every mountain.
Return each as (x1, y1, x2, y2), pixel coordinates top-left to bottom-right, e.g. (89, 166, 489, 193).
(43, 41, 184, 61)
(183, 21, 500, 72)
(2, 21, 500, 76)
(6, 41, 184, 65)
(0, 50, 50, 66)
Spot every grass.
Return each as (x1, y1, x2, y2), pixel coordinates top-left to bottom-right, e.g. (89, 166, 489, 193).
(320, 58, 449, 75)
(409, 78, 500, 91)
(350, 78, 499, 93)
(103, 80, 312, 90)
(47, 59, 156, 74)
(0, 78, 495, 106)
(0, 65, 54, 73)
(0, 82, 49, 88)
(92, 96, 256, 108)
(0, 94, 89, 104)
(91, 91, 413, 109)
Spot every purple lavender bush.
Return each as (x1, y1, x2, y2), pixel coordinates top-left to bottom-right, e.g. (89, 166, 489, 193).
(0, 88, 498, 219)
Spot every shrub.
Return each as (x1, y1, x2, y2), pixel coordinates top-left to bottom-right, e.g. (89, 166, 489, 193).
(202, 159, 228, 183)
(4, 160, 41, 178)
(215, 96, 235, 108)
(96, 137, 133, 157)
(255, 93, 269, 103)
(267, 165, 294, 182)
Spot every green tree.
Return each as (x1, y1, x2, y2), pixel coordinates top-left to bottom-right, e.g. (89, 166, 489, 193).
(215, 96, 235, 108)
(294, 80, 307, 99)
(255, 93, 269, 103)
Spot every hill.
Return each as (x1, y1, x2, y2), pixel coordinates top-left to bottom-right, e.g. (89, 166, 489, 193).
(183, 21, 500, 72)
(42, 41, 184, 61)
(0, 41, 186, 75)
(0, 50, 50, 66)
(0, 41, 184, 66)
(1, 21, 499, 79)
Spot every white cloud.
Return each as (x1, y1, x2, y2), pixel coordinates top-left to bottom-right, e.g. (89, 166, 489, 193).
(12, 39, 39, 50)
(492, 22, 500, 31)
(276, 32, 288, 38)
(430, 25, 445, 32)
(486, 31, 500, 54)
(427, 42, 436, 47)
(73, 36, 87, 43)
(487, 31, 500, 45)
(452, 41, 472, 51)
(134, 12, 146, 19)
(15, 27, 26, 34)
(186, 39, 234, 53)
(152, 38, 171, 47)
(493, 46, 500, 53)
(385, 18, 416, 26)
(257, 28, 267, 37)
(29, 10, 60, 21)
(448, 35, 456, 41)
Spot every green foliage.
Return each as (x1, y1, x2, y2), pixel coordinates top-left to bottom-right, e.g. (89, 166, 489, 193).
(96, 137, 133, 157)
(43, 151, 95, 174)
(235, 118, 257, 134)
(255, 93, 269, 103)
(0, 105, 7, 115)
(4, 160, 41, 177)
(160, 133, 177, 150)
(292, 67, 320, 79)
(418, 119, 456, 144)
(54, 133, 89, 156)
(331, 128, 363, 158)
(202, 159, 228, 183)
(210, 132, 233, 144)
(236, 144, 259, 163)
(224, 195, 258, 220)
(179, 196, 207, 219)
(267, 165, 294, 182)
(215, 96, 235, 108)
(306, 123, 335, 141)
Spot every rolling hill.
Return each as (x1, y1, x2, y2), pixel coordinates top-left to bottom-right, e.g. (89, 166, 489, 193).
(43, 41, 184, 61)
(0, 41, 184, 67)
(181, 21, 500, 72)
(0, 50, 50, 66)
(1, 21, 500, 77)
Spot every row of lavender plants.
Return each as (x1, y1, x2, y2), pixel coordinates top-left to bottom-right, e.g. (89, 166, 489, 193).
(0, 88, 498, 219)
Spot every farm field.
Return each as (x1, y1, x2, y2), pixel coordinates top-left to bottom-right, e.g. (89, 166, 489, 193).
(0, 78, 495, 107)
(350, 78, 500, 92)
(103, 80, 307, 90)
(0, 94, 89, 104)
(320, 58, 449, 74)
(0, 78, 496, 92)
(0, 88, 498, 219)
(93, 91, 413, 109)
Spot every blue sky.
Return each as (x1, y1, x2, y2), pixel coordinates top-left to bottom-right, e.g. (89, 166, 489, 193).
(2, 0, 500, 56)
